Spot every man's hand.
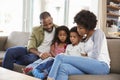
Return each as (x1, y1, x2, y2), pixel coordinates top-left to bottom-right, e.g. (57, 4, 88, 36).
(39, 52, 51, 60)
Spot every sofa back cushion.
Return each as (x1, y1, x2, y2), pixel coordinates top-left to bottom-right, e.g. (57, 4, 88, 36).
(107, 38, 120, 74)
(5, 31, 30, 50)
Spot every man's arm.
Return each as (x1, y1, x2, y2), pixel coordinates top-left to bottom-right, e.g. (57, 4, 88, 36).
(29, 48, 52, 60)
(29, 48, 41, 56)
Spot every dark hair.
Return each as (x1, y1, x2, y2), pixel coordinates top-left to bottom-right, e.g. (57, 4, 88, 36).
(70, 26, 79, 36)
(70, 26, 83, 41)
(52, 25, 70, 45)
(39, 11, 51, 20)
(74, 10, 97, 30)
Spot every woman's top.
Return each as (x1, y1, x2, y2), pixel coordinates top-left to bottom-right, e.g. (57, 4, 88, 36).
(84, 29, 110, 68)
(54, 42, 67, 55)
(64, 42, 85, 56)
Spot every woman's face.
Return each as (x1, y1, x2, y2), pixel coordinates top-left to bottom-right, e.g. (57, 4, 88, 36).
(77, 25, 87, 36)
(70, 32, 80, 46)
(58, 30, 67, 43)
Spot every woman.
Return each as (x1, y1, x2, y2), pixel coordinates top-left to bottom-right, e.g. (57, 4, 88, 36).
(47, 10, 110, 80)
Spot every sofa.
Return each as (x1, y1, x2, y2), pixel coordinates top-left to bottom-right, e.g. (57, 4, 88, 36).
(0, 31, 120, 80)
(0, 31, 29, 67)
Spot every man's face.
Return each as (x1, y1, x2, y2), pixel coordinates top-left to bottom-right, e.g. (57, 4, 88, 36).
(41, 17, 54, 33)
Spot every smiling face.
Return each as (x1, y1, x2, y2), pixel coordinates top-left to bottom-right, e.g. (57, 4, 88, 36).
(77, 24, 87, 37)
(70, 32, 80, 46)
(58, 30, 67, 43)
(41, 16, 54, 33)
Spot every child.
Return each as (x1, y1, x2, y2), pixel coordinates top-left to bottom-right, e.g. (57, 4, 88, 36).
(33, 26, 86, 80)
(64, 26, 87, 56)
(49, 25, 70, 57)
(23, 26, 70, 78)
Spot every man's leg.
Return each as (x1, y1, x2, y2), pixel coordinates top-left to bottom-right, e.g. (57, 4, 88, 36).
(2, 46, 28, 70)
(16, 53, 39, 65)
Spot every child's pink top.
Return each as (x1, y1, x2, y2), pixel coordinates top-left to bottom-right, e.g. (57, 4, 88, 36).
(54, 42, 67, 55)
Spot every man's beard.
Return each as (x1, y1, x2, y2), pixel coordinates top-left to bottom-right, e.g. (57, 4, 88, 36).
(43, 27, 53, 33)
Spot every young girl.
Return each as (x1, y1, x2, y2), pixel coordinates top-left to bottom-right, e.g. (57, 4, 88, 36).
(49, 26, 70, 57)
(47, 10, 110, 80)
(23, 26, 70, 79)
(32, 26, 86, 80)
(64, 26, 86, 57)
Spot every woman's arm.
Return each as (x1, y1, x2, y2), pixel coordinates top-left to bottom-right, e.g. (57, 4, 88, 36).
(91, 29, 105, 58)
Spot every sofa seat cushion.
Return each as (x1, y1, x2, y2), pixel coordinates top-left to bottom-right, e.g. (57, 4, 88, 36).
(69, 74, 120, 80)
(0, 51, 5, 60)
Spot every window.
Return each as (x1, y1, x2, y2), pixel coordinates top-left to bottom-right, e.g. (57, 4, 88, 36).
(33, 0, 41, 27)
(44, 0, 99, 29)
(0, 0, 23, 36)
(68, 0, 99, 29)
(45, 0, 65, 25)
(0, 0, 99, 36)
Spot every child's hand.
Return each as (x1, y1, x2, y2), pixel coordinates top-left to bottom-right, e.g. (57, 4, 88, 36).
(39, 52, 51, 60)
(81, 53, 87, 57)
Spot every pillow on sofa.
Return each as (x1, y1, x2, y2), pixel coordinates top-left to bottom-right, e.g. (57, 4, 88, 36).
(5, 31, 30, 50)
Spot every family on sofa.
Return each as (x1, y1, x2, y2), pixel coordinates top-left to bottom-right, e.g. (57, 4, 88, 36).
(2, 10, 120, 80)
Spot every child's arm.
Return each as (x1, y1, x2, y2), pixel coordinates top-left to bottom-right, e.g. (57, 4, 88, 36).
(80, 42, 87, 57)
(81, 53, 87, 56)
(50, 44, 56, 57)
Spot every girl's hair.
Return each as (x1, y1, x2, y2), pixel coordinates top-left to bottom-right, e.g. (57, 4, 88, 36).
(74, 10, 97, 30)
(70, 26, 79, 36)
(70, 26, 83, 41)
(52, 25, 70, 45)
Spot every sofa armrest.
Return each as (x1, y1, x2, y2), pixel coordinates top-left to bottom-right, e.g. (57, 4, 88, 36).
(0, 36, 7, 51)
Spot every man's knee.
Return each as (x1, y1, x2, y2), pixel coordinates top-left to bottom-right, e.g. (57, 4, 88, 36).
(5, 47, 16, 56)
(23, 54, 39, 65)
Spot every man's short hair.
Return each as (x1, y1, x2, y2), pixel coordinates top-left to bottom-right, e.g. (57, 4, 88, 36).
(39, 11, 51, 20)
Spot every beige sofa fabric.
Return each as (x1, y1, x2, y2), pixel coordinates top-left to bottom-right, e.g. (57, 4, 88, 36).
(107, 39, 120, 74)
(0, 31, 30, 60)
(5, 31, 30, 50)
(69, 74, 120, 80)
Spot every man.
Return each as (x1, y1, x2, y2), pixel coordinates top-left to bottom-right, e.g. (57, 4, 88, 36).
(2, 11, 57, 70)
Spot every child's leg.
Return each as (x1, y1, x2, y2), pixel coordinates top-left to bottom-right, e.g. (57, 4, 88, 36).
(32, 65, 52, 80)
(27, 59, 43, 68)
(22, 59, 43, 75)
(32, 57, 54, 79)
(22, 67, 33, 75)
(35, 57, 54, 71)
(32, 68, 47, 80)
